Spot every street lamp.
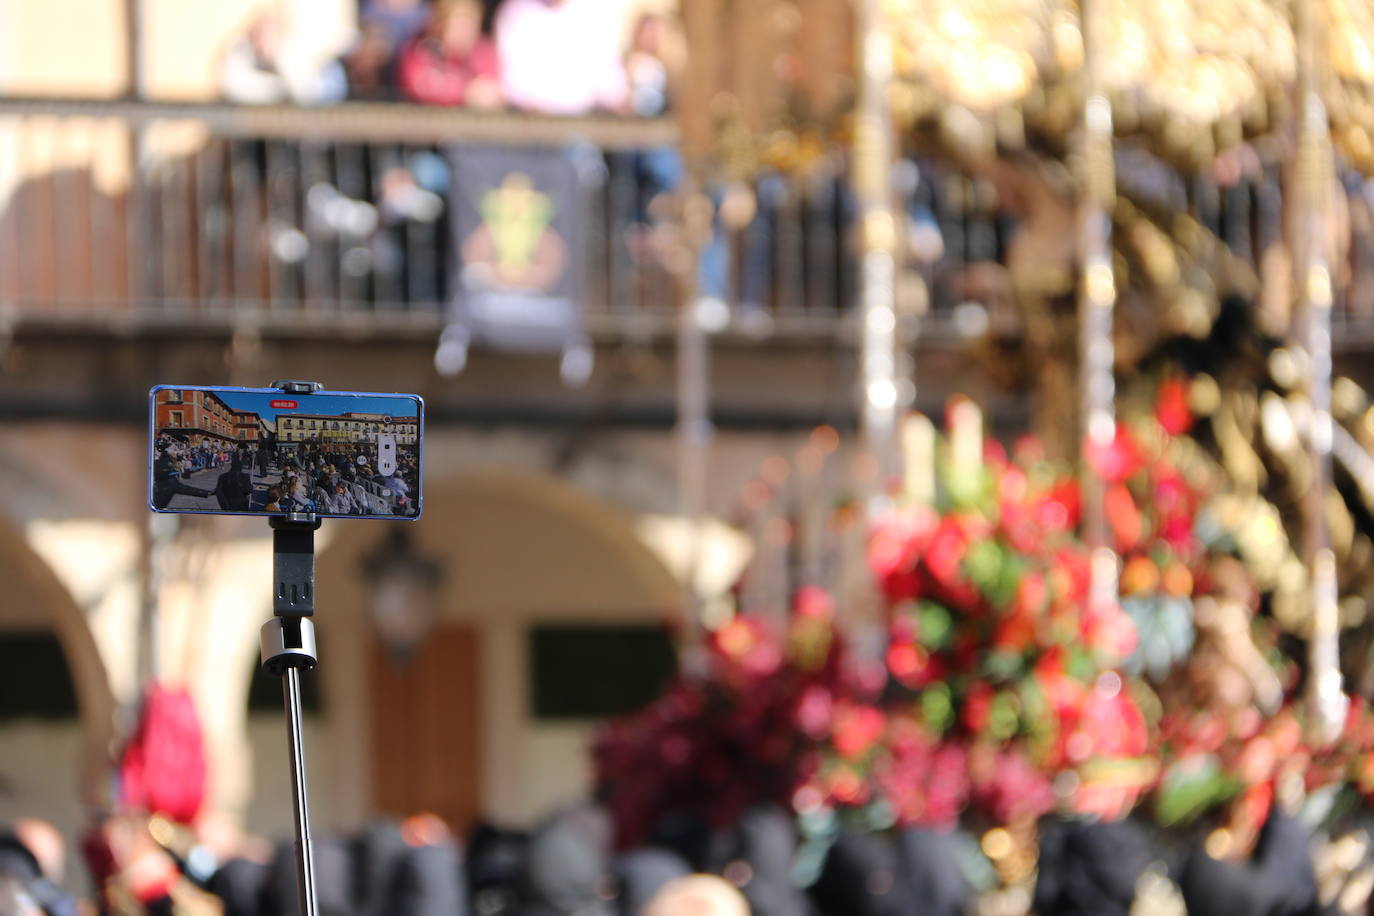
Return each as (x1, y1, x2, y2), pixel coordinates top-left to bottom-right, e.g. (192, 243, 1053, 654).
(362, 527, 443, 661)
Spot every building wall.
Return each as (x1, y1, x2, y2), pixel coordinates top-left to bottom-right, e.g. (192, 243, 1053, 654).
(0, 420, 803, 838)
(0, 720, 86, 893)
(0, 0, 353, 100)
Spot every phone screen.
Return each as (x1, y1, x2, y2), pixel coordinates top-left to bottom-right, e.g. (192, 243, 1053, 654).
(149, 385, 423, 520)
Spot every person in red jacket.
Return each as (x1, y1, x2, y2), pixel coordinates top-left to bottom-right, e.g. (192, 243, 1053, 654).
(396, 0, 502, 108)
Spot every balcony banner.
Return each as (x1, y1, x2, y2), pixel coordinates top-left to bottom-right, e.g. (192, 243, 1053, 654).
(439, 145, 591, 384)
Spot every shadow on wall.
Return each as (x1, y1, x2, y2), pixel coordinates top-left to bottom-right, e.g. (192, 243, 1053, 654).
(0, 128, 290, 313)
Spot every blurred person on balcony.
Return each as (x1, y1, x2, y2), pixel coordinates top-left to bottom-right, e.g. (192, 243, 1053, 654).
(340, 22, 401, 101)
(494, 0, 629, 115)
(397, 0, 502, 107)
(361, 0, 433, 50)
(624, 9, 677, 119)
(617, 9, 683, 261)
(219, 10, 346, 105)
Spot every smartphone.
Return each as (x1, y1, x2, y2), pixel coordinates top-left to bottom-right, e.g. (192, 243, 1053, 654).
(149, 385, 423, 520)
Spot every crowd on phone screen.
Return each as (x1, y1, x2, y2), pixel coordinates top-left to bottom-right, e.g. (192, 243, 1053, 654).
(220, 0, 678, 119)
(0, 802, 1325, 916)
(152, 434, 418, 517)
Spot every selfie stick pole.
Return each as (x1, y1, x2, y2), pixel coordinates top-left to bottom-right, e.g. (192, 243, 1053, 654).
(259, 380, 324, 916)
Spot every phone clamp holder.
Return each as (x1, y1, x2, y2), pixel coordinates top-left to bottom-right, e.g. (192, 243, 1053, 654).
(261, 514, 322, 674)
(272, 379, 324, 395)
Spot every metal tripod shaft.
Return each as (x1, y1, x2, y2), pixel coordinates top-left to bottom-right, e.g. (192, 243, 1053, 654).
(262, 506, 323, 916)
(283, 665, 318, 916)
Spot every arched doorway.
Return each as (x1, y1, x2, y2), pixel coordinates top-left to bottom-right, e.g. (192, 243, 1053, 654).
(0, 514, 116, 879)
(315, 469, 682, 831)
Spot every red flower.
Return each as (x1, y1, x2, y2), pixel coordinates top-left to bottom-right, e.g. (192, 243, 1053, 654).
(887, 642, 947, 689)
(826, 764, 870, 805)
(1106, 482, 1142, 551)
(925, 518, 972, 589)
(1158, 515, 1195, 553)
(711, 617, 783, 681)
(963, 682, 995, 733)
(869, 508, 938, 601)
(1156, 378, 1193, 436)
(832, 701, 886, 760)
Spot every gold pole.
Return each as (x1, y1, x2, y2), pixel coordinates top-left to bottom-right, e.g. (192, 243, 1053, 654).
(671, 0, 725, 654)
(1078, 0, 1118, 616)
(855, 0, 902, 494)
(1296, 0, 1346, 744)
(847, 0, 903, 651)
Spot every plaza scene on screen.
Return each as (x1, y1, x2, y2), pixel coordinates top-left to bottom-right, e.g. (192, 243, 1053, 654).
(152, 388, 420, 517)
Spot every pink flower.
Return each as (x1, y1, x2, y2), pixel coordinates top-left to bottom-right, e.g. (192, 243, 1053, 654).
(969, 747, 1055, 823)
(796, 686, 833, 739)
(1083, 604, 1138, 663)
(1084, 424, 1144, 482)
(1078, 685, 1148, 759)
(794, 586, 835, 619)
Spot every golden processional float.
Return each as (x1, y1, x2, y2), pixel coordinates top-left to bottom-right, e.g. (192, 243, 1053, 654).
(666, 0, 1374, 747)
(882, 0, 1374, 748)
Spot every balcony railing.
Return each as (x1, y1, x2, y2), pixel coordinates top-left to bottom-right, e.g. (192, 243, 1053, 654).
(0, 98, 869, 342)
(2, 97, 1374, 348)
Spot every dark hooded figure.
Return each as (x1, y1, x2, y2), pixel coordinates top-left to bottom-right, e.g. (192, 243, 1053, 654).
(206, 857, 270, 916)
(1177, 809, 1320, 916)
(261, 835, 354, 916)
(895, 827, 969, 916)
(353, 821, 412, 916)
(388, 838, 468, 916)
(517, 803, 616, 916)
(717, 805, 814, 916)
(0, 828, 77, 916)
(152, 449, 214, 509)
(613, 847, 692, 916)
(648, 812, 722, 873)
(467, 822, 530, 916)
(214, 448, 253, 511)
(808, 830, 908, 916)
(1032, 818, 1152, 916)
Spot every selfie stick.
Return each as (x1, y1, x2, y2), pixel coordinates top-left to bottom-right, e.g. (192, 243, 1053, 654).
(259, 380, 324, 916)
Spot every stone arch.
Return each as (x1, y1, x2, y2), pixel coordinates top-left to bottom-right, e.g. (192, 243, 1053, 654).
(0, 514, 117, 806)
(311, 467, 683, 827)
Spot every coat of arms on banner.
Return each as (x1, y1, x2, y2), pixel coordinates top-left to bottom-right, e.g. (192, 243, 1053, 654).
(437, 146, 592, 385)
